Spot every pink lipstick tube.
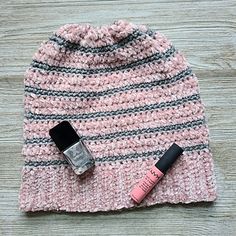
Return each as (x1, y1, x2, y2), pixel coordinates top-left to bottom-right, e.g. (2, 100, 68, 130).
(130, 143, 183, 204)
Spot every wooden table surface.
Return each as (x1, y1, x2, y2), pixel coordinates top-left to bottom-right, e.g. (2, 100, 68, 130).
(0, 1, 235, 235)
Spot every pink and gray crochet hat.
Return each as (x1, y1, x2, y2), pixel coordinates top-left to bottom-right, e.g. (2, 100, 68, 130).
(20, 20, 217, 212)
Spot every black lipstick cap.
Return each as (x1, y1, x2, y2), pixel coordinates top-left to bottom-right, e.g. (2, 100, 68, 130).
(155, 143, 183, 174)
(49, 121, 80, 152)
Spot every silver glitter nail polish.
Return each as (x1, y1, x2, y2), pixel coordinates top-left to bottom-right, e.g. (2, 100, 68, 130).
(63, 139, 95, 175)
(49, 121, 95, 175)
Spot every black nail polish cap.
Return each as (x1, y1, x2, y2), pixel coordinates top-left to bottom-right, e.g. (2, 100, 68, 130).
(49, 121, 80, 152)
(155, 143, 184, 174)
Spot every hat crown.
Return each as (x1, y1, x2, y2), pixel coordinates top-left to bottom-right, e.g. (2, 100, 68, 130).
(54, 20, 144, 48)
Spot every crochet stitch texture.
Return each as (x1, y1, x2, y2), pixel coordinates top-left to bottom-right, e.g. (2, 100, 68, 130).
(19, 20, 217, 212)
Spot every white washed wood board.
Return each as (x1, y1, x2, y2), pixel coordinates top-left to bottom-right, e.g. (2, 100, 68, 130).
(0, 0, 235, 235)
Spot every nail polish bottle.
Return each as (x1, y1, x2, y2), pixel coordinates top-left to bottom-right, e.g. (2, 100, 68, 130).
(49, 121, 95, 175)
(130, 143, 183, 203)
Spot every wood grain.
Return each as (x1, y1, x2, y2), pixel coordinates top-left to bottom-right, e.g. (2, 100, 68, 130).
(0, 0, 235, 235)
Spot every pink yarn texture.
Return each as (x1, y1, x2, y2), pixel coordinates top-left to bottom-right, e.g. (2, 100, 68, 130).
(19, 20, 217, 212)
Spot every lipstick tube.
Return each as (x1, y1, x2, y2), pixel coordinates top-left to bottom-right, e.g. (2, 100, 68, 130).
(130, 143, 183, 203)
(49, 121, 95, 175)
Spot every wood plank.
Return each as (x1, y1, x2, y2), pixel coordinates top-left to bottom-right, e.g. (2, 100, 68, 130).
(0, 0, 236, 235)
(0, 1, 236, 75)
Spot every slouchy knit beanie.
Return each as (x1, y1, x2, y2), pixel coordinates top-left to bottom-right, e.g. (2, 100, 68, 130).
(20, 20, 217, 212)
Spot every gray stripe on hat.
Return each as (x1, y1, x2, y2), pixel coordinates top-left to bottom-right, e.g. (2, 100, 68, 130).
(30, 46, 176, 75)
(24, 118, 205, 145)
(25, 68, 193, 99)
(24, 143, 209, 167)
(50, 29, 155, 53)
(84, 118, 205, 141)
(24, 93, 200, 121)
